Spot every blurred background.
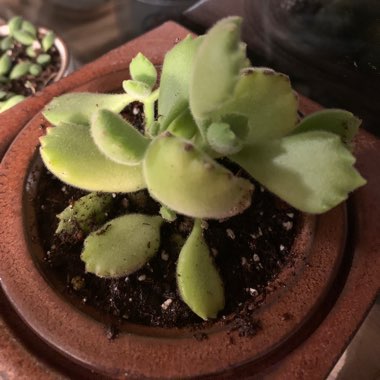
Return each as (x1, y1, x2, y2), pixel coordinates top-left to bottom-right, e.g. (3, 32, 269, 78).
(1, 0, 379, 136)
(0, 1, 379, 379)
(0, 0, 198, 63)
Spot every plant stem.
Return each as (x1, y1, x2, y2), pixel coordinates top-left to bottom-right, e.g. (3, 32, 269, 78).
(143, 89, 159, 137)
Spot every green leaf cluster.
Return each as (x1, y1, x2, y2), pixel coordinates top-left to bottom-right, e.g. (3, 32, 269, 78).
(0, 16, 56, 113)
(39, 17, 365, 320)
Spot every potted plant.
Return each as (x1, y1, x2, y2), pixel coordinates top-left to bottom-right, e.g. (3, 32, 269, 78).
(38, 15, 366, 320)
(0, 15, 69, 113)
(0, 18, 379, 379)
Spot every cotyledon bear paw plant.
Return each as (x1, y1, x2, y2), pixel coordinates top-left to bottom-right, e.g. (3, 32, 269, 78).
(39, 17, 366, 321)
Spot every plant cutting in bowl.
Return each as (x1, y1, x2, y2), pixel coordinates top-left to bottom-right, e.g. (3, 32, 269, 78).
(38, 16, 365, 325)
(0, 16, 62, 113)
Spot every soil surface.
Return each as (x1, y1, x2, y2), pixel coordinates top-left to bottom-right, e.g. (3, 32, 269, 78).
(1, 32, 61, 97)
(34, 103, 299, 335)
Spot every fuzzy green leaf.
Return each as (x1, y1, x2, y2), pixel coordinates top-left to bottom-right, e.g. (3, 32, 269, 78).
(1, 36, 13, 51)
(56, 192, 113, 234)
(129, 53, 157, 88)
(177, 219, 224, 320)
(206, 122, 243, 155)
(217, 68, 298, 143)
(189, 17, 245, 120)
(29, 63, 42, 76)
(221, 113, 249, 139)
(81, 214, 163, 278)
(9, 61, 31, 79)
(36, 53, 51, 65)
(40, 123, 145, 192)
(143, 134, 253, 219)
(0, 53, 12, 76)
(21, 20, 37, 38)
(42, 31, 55, 52)
(158, 99, 188, 133)
(122, 79, 151, 99)
(158, 35, 203, 122)
(13, 30, 35, 45)
(167, 107, 198, 140)
(159, 205, 177, 222)
(8, 16, 23, 35)
(91, 109, 149, 165)
(231, 131, 366, 213)
(0, 95, 25, 112)
(43, 93, 133, 126)
(293, 109, 361, 148)
(26, 45, 37, 58)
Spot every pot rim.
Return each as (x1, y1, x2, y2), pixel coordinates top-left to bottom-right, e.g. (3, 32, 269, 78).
(0, 67, 348, 378)
(0, 24, 69, 85)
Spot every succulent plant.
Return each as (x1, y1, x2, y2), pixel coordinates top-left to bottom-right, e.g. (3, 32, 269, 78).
(39, 17, 366, 320)
(0, 16, 56, 113)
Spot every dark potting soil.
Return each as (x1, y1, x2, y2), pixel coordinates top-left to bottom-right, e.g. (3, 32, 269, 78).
(1, 33, 61, 96)
(34, 103, 299, 335)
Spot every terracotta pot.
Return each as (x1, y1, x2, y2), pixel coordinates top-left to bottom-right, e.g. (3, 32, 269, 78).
(0, 22, 379, 379)
(0, 23, 70, 159)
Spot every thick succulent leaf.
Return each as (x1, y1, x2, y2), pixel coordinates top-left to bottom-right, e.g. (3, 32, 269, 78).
(206, 122, 243, 155)
(43, 93, 133, 126)
(143, 133, 253, 218)
(221, 113, 249, 139)
(8, 16, 23, 35)
(56, 192, 113, 234)
(91, 109, 149, 165)
(177, 219, 224, 320)
(167, 107, 198, 140)
(40, 123, 145, 192)
(159, 206, 177, 222)
(241, 43, 251, 68)
(0, 53, 12, 75)
(293, 109, 361, 148)
(129, 53, 157, 88)
(158, 35, 203, 121)
(122, 80, 151, 99)
(81, 214, 163, 278)
(0, 95, 25, 112)
(158, 99, 188, 133)
(217, 68, 298, 143)
(189, 17, 245, 120)
(231, 131, 366, 213)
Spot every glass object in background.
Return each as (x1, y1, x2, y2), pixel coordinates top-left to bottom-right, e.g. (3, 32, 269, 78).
(264, 0, 380, 72)
(243, 0, 380, 136)
(114, 0, 196, 47)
